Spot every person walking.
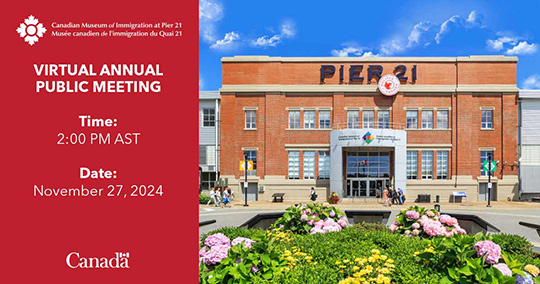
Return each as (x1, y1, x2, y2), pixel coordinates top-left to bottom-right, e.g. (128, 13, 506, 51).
(392, 188, 398, 205)
(221, 190, 231, 208)
(207, 188, 218, 207)
(309, 187, 317, 202)
(398, 188, 404, 205)
(215, 187, 222, 206)
(382, 187, 389, 206)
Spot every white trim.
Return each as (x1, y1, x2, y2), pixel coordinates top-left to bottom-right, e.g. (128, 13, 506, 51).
(480, 106, 495, 110)
(243, 107, 258, 110)
(479, 147, 496, 151)
(242, 147, 259, 151)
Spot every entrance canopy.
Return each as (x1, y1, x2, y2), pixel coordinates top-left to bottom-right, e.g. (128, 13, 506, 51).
(330, 129, 407, 198)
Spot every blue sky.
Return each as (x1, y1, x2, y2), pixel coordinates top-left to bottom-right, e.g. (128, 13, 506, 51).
(199, 0, 540, 91)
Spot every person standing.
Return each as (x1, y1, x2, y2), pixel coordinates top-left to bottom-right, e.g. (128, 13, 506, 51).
(392, 188, 398, 205)
(309, 187, 317, 202)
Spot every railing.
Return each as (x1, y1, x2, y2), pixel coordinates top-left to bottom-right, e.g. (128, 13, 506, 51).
(332, 122, 406, 130)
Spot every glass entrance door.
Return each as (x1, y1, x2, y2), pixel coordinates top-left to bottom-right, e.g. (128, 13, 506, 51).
(347, 179, 386, 197)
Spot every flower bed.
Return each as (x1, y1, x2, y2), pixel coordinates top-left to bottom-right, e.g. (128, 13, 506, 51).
(271, 202, 348, 234)
(390, 205, 466, 237)
(199, 205, 540, 283)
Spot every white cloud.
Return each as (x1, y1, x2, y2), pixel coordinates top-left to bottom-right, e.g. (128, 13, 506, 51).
(380, 39, 406, 55)
(522, 74, 540, 89)
(361, 51, 379, 57)
(252, 21, 296, 48)
(435, 11, 484, 44)
(199, 74, 204, 90)
(210, 31, 240, 49)
(407, 21, 433, 48)
(505, 41, 538, 55)
(435, 15, 461, 44)
(331, 44, 364, 57)
(486, 36, 518, 51)
(199, 0, 223, 43)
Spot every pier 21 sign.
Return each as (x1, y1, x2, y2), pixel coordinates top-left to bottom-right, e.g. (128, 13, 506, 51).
(320, 64, 417, 84)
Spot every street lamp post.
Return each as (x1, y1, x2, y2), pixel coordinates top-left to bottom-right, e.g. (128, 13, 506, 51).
(244, 153, 249, 207)
(487, 153, 492, 207)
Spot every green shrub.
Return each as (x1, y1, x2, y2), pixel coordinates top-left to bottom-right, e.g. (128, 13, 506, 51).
(199, 194, 211, 204)
(492, 233, 534, 256)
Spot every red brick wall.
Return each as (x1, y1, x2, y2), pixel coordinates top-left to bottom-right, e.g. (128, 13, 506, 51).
(220, 59, 518, 181)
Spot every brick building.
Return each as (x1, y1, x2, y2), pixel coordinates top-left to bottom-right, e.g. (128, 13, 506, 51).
(219, 55, 519, 202)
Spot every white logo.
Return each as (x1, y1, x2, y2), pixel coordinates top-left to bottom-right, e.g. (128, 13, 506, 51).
(16, 15, 47, 46)
(66, 252, 130, 269)
(378, 74, 400, 96)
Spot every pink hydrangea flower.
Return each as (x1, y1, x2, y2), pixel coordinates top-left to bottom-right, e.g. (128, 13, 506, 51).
(493, 263, 512, 276)
(412, 229, 420, 236)
(419, 215, 429, 226)
(337, 219, 348, 228)
(202, 244, 230, 265)
(199, 247, 208, 257)
(301, 214, 308, 222)
(329, 210, 336, 217)
(204, 233, 231, 248)
(427, 211, 435, 217)
(231, 237, 256, 249)
(307, 219, 314, 226)
(474, 240, 501, 264)
(412, 222, 420, 229)
(406, 210, 420, 220)
(440, 215, 459, 227)
(423, 220, 444, 237)
(389, 224, 399, 232)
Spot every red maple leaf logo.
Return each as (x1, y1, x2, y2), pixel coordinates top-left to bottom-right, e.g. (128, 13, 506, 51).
(384, 81, 392, 89)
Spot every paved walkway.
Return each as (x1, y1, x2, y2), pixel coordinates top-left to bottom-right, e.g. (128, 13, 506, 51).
(199, 200, 540, 250)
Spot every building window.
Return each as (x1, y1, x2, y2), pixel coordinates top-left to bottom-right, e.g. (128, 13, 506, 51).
(480, 150, 494, 176)
(378, 110, 390, 129)
(406, 110, 418, 129)
(421, 110, 433, 129)
(201, 172, 217, 190)
(318, 151, 330, 179)
(481, 110, 493, 129)
(437, 151, 449, 179)
(243, 150, 257, 176)
(363, 110, 375, 128)
(347, 110, 359, 129)
(288, 151, 300, 179)
(319, 110, 331, 129)
(421, 151, 433, 180)
(199, 145, 207, 165)
(245, 110, 256, 129)
(304, 110, 315, 129)
(203, 108, 215, 127)
(289, 110, 300, 129)
(406, 151, 418, 180)
(303, 151, 315, 179)
(437, 110, 448, 129)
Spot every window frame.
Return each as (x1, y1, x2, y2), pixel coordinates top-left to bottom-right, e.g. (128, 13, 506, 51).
(303, 151, 316, 180)
(421, 151, 433, 180)
(319, 110, 331, 129)
(288, 110, 301, 129)
(318, 151, 330, 179)
(202, 108, 216, 127)
(421, 110, 433, 129)
(304, 110, 316, 129)
(288, 151, 300, 179)
(406, 151, 418, 180)
(363, 110, 375, 128)
(436, 110, 449, 129)
(481, 109, 493, 129)
(406, 110, 418, 129)
(378, 110, 390, 129)
(347, 110, 359, 129)
(245, 110, 257, 129)
(436, 151, 449, 179)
